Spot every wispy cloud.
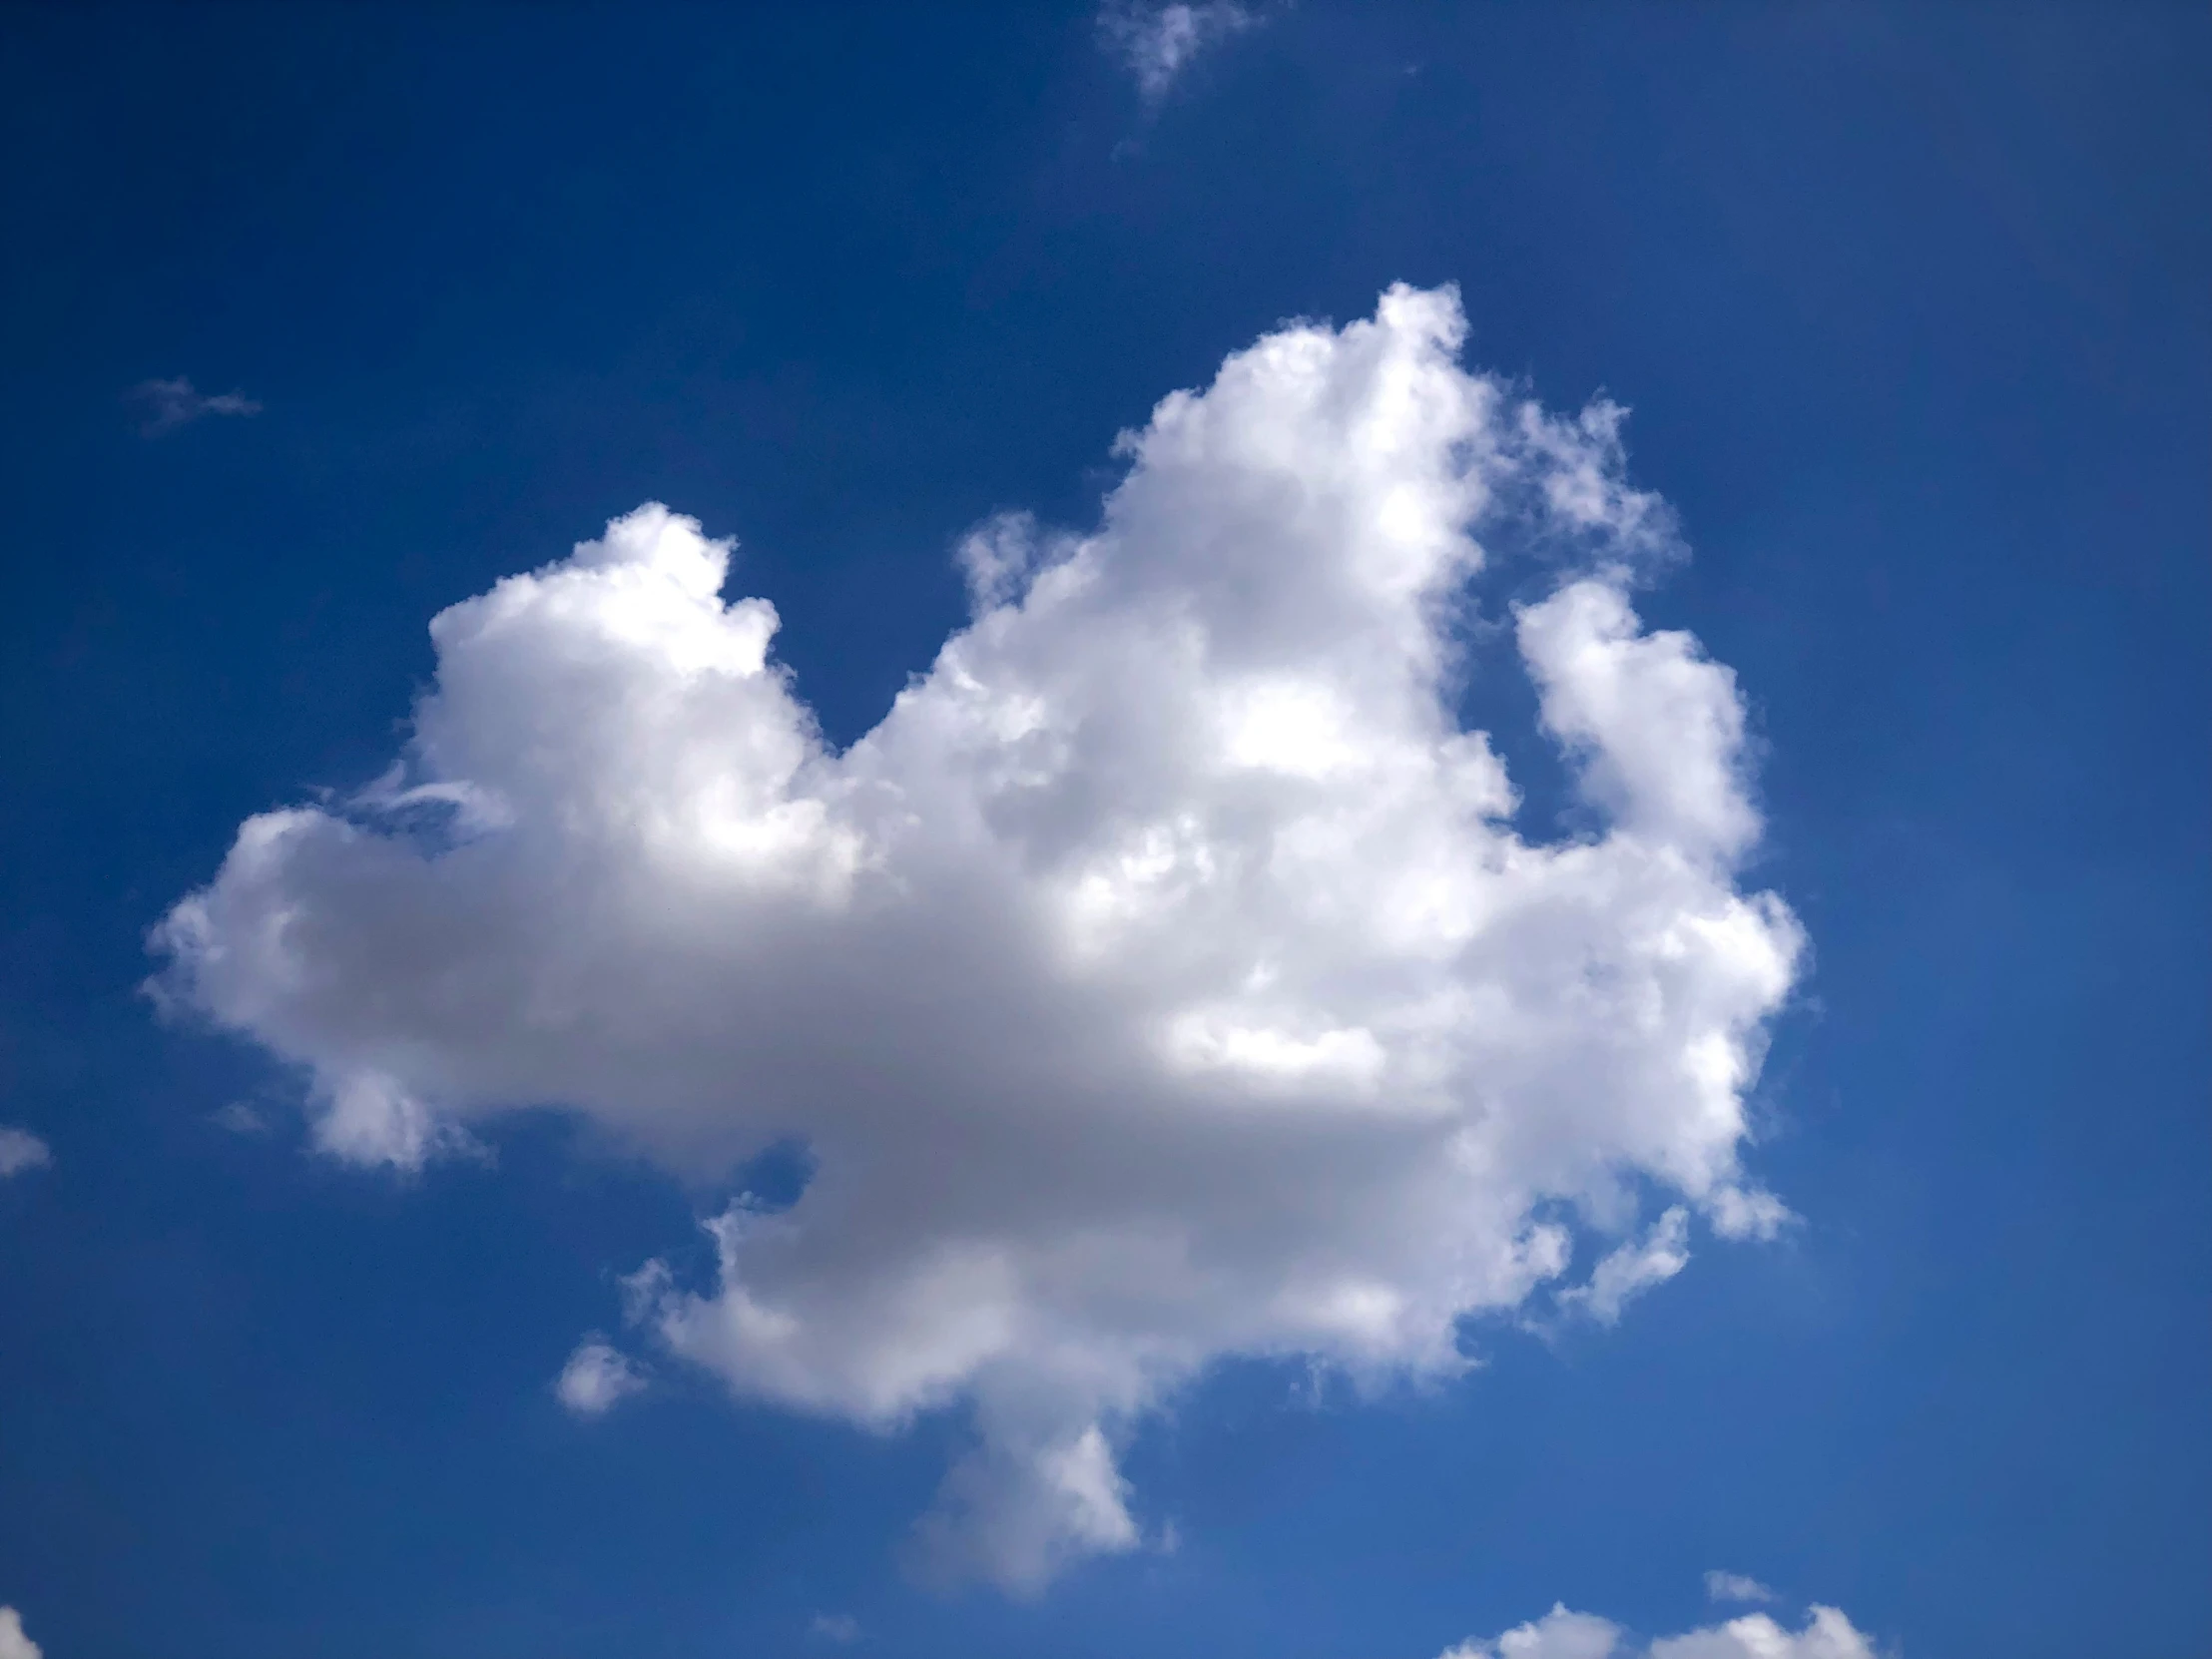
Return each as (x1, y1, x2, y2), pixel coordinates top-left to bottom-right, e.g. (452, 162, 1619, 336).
(1440, 1597, 1872, 1659)
(809, 1613, 860, 1644)
(0, 1127, 51, 1179)
(1705, 1570, 1777, 1604)
(126, 375, 262, 437)
(1557, 1208, 1692, 1326)
(210, 1100, 271, 1135)
(1097, 2, 1268, 103)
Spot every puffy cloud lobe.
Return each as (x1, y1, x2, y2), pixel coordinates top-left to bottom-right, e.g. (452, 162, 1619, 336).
(1648, 1607, 1878, 1659)
(0, 1128, 51, 1178)
(1441, 1603, 1877, 1659)
(154, 285, 1804, 1590)
(555, 1338, 649, 1415)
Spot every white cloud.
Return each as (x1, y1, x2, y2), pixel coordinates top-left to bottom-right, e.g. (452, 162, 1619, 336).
(126, 375, 262, 436)
(1441, 1602, 1876, 1659)
(154, 284, 1805, 1591)
(1098, 1, 1265, 102)
(1648, 1607, 1877, 1659)
(311, 1068, 487, 1169)
(1556, 1206, 1691, 1327)
(0, 1128, 51, 1179)
(1704, 1572, 1776, 1605)
(1442, 1604, 1623, 1659)
(0, 1607, 40, 1659)
(1706, 1183, 1792, 1242)
(555, 1338, 648, 1415)
(809, 1612, 860, 1643)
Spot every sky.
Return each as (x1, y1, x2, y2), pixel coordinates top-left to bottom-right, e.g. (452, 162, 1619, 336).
(0, 4, 2206, 1657)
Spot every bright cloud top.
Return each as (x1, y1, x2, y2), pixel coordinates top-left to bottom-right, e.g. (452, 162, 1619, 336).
(156, 285, 1804, 1591)
(1441, 1601, 1876, 1659)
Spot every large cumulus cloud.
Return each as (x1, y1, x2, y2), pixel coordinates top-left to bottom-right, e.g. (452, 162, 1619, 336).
(155, 285, 1804, 1590)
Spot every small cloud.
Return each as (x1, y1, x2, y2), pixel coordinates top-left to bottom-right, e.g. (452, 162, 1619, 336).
(1097, 1, 1267, 103)
(126, 375, 262, 437)
(555, 1337, 648, 1415)
(0, 1605, 42, 1659)
(1705, 1570, 1776, 1604)
(1557, 1207, 1691, 1326)
(211, 1100, 271, 1135)
(809, 1613, 860, 1644)
(310, 1069, 489, 1172)
(0, 1127, 52, 1179)
(1707, 1183, 1793, 1242)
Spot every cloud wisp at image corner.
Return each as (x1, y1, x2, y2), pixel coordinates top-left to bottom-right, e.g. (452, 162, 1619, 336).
(153, 284, 1806, 1593)
(0, 1128, 52, 1179)
(0, 1606, 41, 1659)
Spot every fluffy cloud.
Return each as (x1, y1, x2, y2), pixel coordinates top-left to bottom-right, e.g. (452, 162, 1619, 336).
(1442, 1605, 1623, 1659)
(1098, 2, 1265, 102)
(154, 284, 1804, 1590)
(126, 375, 262, 436)
(1441, 1603, 1876, 1659)
(0, 1128, 52, 1178)
(555, 1338, 649, 1415)
(0, 1607, 40, 1659)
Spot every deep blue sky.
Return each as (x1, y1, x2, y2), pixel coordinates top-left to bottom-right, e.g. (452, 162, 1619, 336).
(2, 5, 2207, 1656)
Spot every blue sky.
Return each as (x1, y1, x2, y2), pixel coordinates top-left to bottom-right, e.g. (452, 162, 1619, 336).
(0, 5, 2206, 1657)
